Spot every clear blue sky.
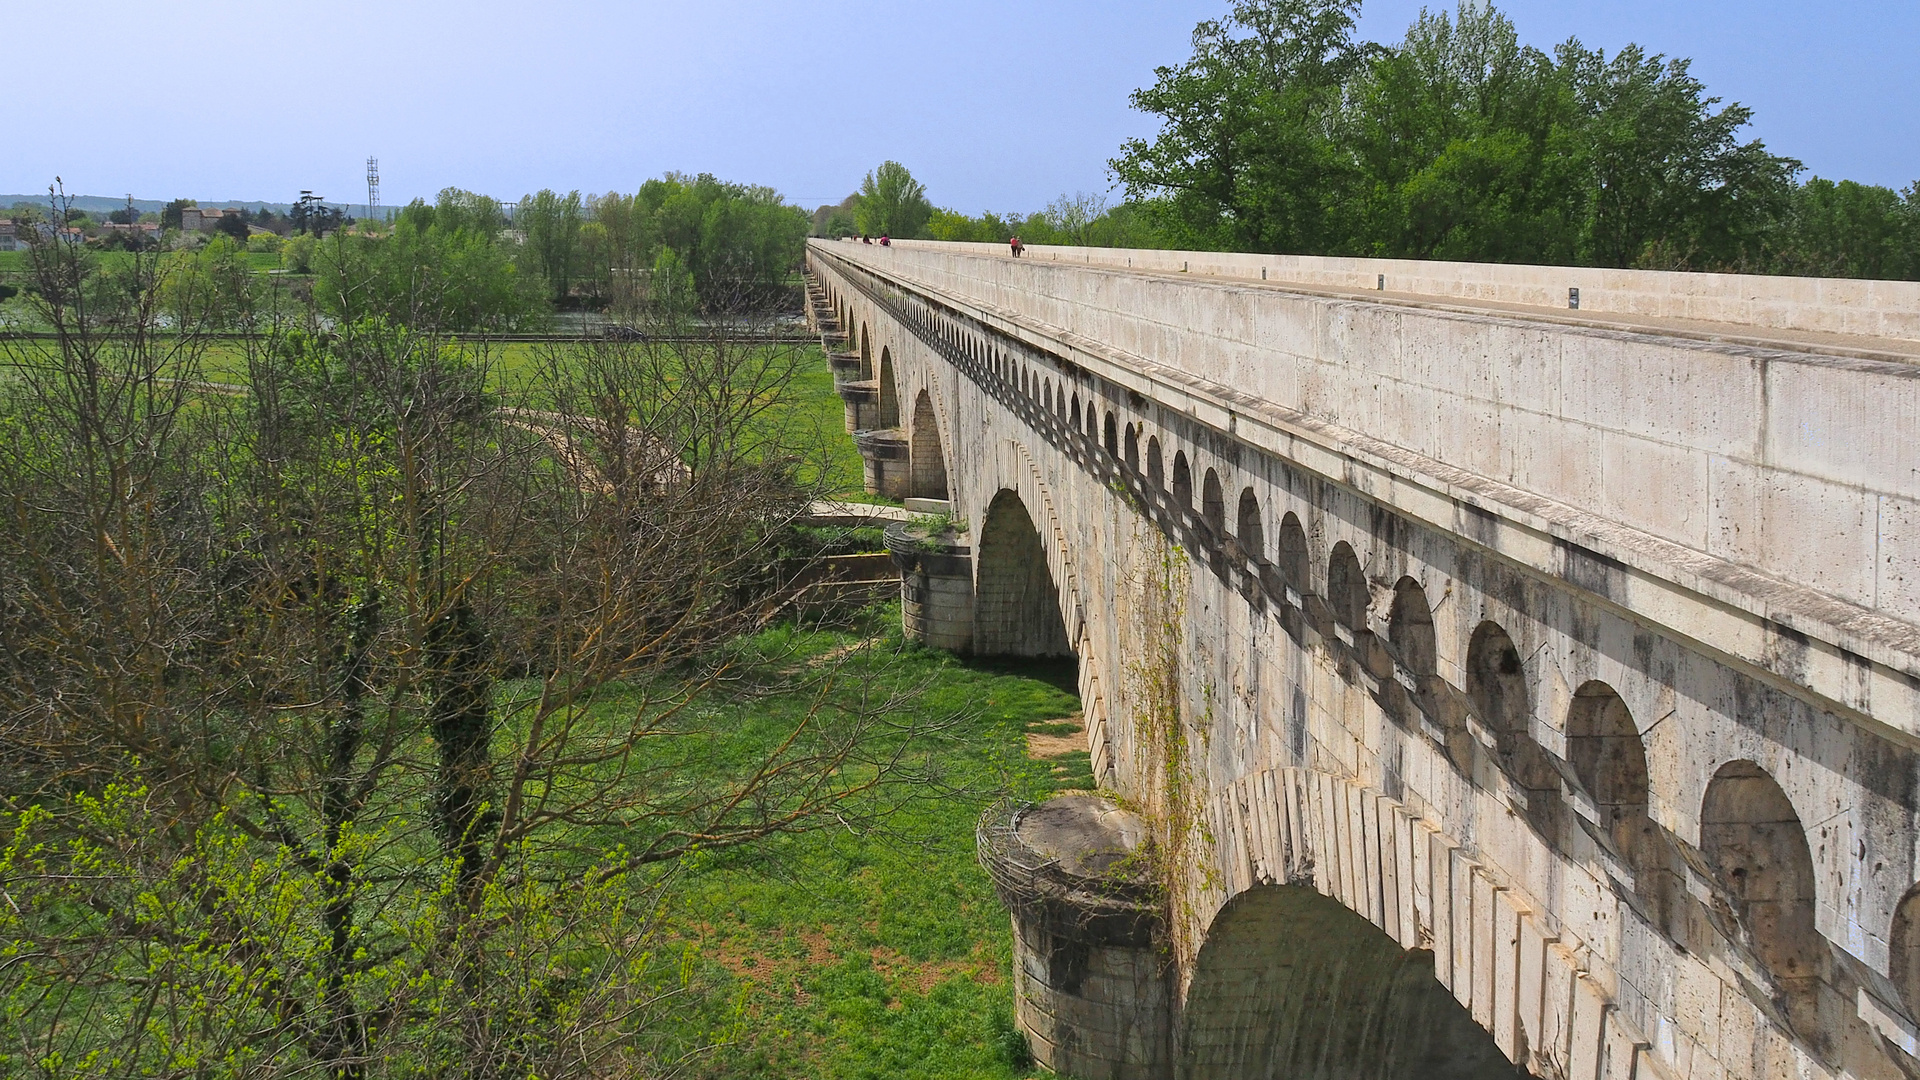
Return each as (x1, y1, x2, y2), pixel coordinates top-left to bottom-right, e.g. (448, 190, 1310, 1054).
(10, 0, 1915, 213)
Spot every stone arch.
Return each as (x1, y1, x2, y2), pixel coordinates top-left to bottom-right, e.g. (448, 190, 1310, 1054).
(1056, 384, 1067, 419)
(1565, 682, 1676, 925)
(974, 489, 1073, 657)
(859, 323, 873, 378)
(909, 390, 949, 500)
(1172, 451, 1193, 511)
(878, 347, 899, 427)
(1147, 437, 1164, 490)
(1236, 488, 1263, 558)
(1700, 760, 1826, 1039)
(1103, 411, 1118, 456)
(1201, 468, 1226, 538)
(1070, 392, 1081, 429)
(1328, 541, 1368, 631)
(1387, 578, 1435, 676)
(1278, 512, 1311, 593)
(1466, 622, 1561, 841)
(1182, 885, 1514, 1080)
(1892, 884, 1920, 1020)
(1124, 424, 1139, 472)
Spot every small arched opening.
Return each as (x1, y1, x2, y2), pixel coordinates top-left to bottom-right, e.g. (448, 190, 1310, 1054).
(878, 348, 899, 427)
(909, 391, 948, 501)
(1701, 760, 1826, 1040)
(1327, 542, 1369, 632)
(1070, 393, 1081, 429)
(1201, 469, 1226, 538)
(1566, 683, 1677, 926)
(1182, 885, 1514, 1080)
(1387, 578, 1436, 677)
(1147, 437, 1164, 489)
(859, 324, 873, 378)
(1042, 378, 1053, 414)
(974, 490, 1074, 658)
(1124, 425, 1139, 472)
(1277, 513, 1310, 594)
(1103, 412, 1118, 456)
(1236, 488, 1263, 559)
(1172, 452, 1193, 512)
(1465, 622, 1561, 841)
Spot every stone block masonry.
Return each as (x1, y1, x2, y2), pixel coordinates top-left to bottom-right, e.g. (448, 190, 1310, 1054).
(816, 239, 1920, 1080)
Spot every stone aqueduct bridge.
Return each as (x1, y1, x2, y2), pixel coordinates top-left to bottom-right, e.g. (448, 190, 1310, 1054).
(804, 238, 1920, 1080)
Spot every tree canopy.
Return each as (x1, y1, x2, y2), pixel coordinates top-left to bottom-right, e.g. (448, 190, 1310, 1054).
(853, 161, 932, 239)
(1108, 0, 1918, 276)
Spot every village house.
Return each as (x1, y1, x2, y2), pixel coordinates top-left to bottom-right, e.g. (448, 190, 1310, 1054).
(179, 207, 245, 232)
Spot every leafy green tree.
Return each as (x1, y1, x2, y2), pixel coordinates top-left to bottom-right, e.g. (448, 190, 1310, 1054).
(853, 161, 933, 239)
(282, 231, 318, 274)
(1771, 178, 1920, 279)
(1344, 3, 1582, 262)
(1560, 41, 1797, 269)
(1112, 0, 1801, 272)
(517, 188, 584, 303)
(1113, 0, 1370, 253)
(215, 210, 250, 242)
(430, 187, 509, 237)
(618, 174, 809, 313)
(160, 198, 196, 231)
(317, 206, 543, 332)
(159, 233, 256, 328)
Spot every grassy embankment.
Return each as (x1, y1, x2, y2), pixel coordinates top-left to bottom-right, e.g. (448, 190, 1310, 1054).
(659, 618, 1093, 1079)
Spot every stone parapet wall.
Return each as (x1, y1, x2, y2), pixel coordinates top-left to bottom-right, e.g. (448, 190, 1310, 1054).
(817, 241, 1920, 637)
(868, 238, 1920, 344)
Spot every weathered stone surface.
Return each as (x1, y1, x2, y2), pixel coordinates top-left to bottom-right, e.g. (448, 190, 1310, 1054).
(979, 796, 1170, 1080)
(823, 240, 1920, 1080)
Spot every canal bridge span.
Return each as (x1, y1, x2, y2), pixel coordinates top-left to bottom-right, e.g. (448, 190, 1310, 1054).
(806, 237, 1920, 1080)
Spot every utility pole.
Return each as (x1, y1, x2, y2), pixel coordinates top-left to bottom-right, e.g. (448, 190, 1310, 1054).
(366, 157, 380, 224)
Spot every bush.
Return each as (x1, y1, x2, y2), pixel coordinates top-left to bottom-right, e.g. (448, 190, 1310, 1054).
(282, 232, 317, 274)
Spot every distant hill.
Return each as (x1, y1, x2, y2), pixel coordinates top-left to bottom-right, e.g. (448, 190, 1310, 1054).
(2, 193, 368, 216)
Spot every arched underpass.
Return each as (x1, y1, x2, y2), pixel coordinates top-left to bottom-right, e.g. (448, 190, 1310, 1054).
(1182, 886, 1522, 1080)
(974, 489, 1073, 658)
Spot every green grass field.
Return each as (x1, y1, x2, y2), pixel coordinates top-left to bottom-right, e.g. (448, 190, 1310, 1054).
(665, 616, 1088, 1079)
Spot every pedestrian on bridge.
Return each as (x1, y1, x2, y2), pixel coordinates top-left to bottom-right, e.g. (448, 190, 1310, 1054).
(1010, 235, 1024, 257)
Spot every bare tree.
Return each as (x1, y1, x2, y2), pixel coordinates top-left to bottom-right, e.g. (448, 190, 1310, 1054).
(0, 189, 947, 1080)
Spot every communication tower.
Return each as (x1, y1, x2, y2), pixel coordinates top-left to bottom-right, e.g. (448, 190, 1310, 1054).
(366, 157, 380, 222)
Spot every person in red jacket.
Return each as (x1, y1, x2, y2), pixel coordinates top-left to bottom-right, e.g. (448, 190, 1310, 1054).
(1010, 235, 1024, 257)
